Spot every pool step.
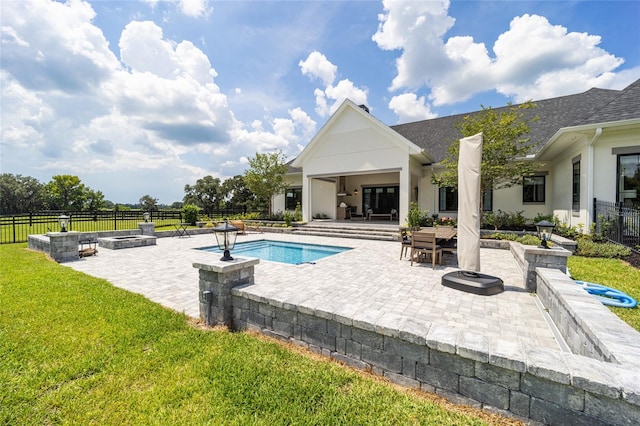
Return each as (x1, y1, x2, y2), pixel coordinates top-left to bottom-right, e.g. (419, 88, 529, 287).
(293, 224, 399, 241)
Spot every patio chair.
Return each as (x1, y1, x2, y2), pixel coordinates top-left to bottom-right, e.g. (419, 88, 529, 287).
(399, 227, 411, 259)
(410, 232, 442, 269)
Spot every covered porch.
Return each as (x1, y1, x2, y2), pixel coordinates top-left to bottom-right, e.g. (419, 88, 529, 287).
(303, 170, 416, 224)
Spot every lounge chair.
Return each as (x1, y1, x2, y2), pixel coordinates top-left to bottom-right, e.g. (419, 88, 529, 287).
(229, 220, 246, 235)
(410, 231, 442, 269)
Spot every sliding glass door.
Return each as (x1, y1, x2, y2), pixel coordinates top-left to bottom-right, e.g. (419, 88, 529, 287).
(362, 186, 399, 214)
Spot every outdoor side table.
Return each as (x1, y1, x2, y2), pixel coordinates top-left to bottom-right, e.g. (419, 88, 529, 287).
(173, 223, 191, 237)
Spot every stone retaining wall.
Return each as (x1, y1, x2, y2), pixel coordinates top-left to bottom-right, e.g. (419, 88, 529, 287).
(228, 285, 639, 425)
(536, 268, 640, 368)
(195, 255, 640, 425)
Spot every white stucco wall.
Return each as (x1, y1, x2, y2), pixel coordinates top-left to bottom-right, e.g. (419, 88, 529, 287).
(297, 107, 416, 222)
(423, 164, 553, 223)
(311, 178, 336, 219)
(272, 174, 303, 213)
(550, 126, 639, 231)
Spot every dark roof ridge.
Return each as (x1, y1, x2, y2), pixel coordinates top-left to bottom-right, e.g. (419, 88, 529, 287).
(391, 85, 621, 128)
(578, 79, 640, 125)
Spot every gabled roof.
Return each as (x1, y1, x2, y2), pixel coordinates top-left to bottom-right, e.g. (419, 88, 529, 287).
(291, 99, 432, 168)
(390, 82, 635, 163)
(289, 80, 639, 171)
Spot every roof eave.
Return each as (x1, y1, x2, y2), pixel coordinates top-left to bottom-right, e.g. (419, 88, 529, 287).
(536, 117, 640, 159)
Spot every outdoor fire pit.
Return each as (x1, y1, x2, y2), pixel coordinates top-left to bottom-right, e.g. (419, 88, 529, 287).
(97, 235, 156, 250)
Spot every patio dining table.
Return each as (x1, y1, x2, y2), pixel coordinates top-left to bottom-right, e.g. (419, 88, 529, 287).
(413, 227, 457, 242)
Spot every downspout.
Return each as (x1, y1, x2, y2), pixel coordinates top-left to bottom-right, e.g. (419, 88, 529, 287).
(430, 165, 437, 214)
(586, 128, 602, 229)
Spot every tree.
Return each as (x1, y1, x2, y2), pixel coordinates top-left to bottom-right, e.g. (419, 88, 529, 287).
(183, 175, 222, 213)
(43, 175, 104, 211)
(433, 101, 540, 212)
(221, 175, 255, 211)
(0, 173, 46, 214)
(139, 195, 158, 211)
(243, 151, 289, 215)
(85, 189, 106, 211)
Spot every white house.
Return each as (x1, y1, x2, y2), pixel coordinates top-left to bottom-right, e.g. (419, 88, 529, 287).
(275, 79, 640, 232)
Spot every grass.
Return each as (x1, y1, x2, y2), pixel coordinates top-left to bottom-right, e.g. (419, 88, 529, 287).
(567, 256, 640, 331)
(1, 244, 516, 425)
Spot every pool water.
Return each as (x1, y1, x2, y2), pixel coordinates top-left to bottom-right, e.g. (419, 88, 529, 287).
(197, 239, 352, 265)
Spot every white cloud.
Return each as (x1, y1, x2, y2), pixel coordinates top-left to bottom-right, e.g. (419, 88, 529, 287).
(373, 2, 630, 106)
(300, 51, 368, 117)
(388, 93, 437, 123)
(373, 0, 455, 92)
(178, 0, 212, 18)
(490, 14, 624, 102)
(324, 80, 368, 115)
(0, 0, 316, 203)
(299, 51, 337, 86)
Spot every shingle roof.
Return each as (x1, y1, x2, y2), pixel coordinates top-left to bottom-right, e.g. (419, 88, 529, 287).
(391, 80, 639, 163)
(579, 79, 640, 125)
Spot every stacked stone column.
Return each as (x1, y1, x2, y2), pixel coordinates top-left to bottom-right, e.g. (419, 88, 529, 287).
(193, 258, 259, 327)
(47, 231, 80, 262)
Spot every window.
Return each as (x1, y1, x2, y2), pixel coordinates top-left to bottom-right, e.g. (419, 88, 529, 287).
(363, 186, 399, 213)
(572, 160, 580, 212)
(617, 154, 640, 205)
(285, 187, 302, 210)
(439, 187, 457, 211)
(523, 176, 545, 203)
(482, 189, 493, 211)
(438, 187, 492, 211)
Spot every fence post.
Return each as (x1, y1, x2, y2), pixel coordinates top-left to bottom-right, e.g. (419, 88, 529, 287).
(618, 202, 624, 243)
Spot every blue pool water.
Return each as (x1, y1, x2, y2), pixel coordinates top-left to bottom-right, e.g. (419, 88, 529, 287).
(197, 240, 351, 265)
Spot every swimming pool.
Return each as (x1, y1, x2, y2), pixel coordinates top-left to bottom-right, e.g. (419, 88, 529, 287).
(197, 239, 352, 265)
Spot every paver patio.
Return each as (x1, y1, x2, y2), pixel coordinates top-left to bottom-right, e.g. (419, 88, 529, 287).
(64, 232, 563, 350)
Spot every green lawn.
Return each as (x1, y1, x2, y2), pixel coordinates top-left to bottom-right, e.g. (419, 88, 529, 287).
(568, 256, 640, 331)
(1, 244, 510, 425)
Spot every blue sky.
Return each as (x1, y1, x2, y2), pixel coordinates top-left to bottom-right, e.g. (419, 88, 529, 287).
(2, 0, 639, 205)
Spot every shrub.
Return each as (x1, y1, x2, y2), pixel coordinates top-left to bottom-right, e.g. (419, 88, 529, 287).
(575, 239, 632, 258)
(313, 213, 329, 219)
(482, 210, 527, 230)
(241, 212, 262, 220)
(182, 204, 200, 225)
(552, 216, 584, 239)
(406, 202, 424, 229)
(517, 234, 541, 246)
(486, 232, 518, 241)
(283, 211, 293, 227)
(532, 213, 554, 224)
(482, 210, 508, 230)
(294, 202, 302, 222)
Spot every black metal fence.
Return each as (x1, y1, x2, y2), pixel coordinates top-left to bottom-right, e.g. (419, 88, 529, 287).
(0, 208, 247, 244)
(593, 198, 640, 252)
